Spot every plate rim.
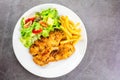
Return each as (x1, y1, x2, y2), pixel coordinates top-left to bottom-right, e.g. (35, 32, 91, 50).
(12, 3, 88, 78)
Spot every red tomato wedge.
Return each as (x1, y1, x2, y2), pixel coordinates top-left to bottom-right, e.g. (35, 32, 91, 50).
(25, 17, 35, 24)
(32, 29, 42, 34)
(39, 21, 47, 27)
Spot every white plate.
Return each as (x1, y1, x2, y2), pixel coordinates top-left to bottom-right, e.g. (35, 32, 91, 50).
(12, 3, 87, 78)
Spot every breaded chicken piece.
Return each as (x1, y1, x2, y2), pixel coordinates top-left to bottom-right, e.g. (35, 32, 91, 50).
(33, 49, 51, 66)
(29, 30, 75, 66)
(55, 43, 75, 61)
(29, 30, 65, 55)
(32, 43, 75, 66)
(48, 30, 66, 46)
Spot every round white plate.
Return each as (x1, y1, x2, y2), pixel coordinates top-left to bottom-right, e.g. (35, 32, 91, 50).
(12, 3, 87, 78)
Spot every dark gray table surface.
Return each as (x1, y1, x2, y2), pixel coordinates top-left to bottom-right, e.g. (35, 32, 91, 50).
(0, 0, 120, 80)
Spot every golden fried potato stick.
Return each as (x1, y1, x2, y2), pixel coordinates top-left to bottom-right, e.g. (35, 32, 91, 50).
(60, 15, 82, 45)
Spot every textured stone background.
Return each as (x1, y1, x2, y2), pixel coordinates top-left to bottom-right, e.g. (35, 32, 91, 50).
(0, 0, 120, 80)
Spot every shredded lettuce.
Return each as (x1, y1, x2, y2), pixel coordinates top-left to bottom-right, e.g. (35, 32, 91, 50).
(21, 18, 24, 28)
(41, 29, 49, 37)
(20, 8, 61, 48)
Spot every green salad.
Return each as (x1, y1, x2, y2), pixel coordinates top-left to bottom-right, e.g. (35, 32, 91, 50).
(20, 8, 61, 48)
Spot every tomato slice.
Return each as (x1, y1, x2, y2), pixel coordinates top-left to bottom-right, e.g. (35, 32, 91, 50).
(39, 21, 47, 27)
(24, 21, 32, 28)
(25, 17, 35, 24)
(32, 29, 42, 34)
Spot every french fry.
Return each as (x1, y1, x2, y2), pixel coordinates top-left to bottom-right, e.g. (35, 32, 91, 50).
(60, 39, 78, 44)
(61, 26, 72, 38)
(67, 25, 80, 35)
(73, 36, 82, 44)
(60, 15, 82, 45)
(72, 35, 80, 39)
(75, 22, 80, 28)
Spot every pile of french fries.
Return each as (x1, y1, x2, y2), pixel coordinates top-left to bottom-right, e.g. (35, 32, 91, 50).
(60, 16, 82, 44)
